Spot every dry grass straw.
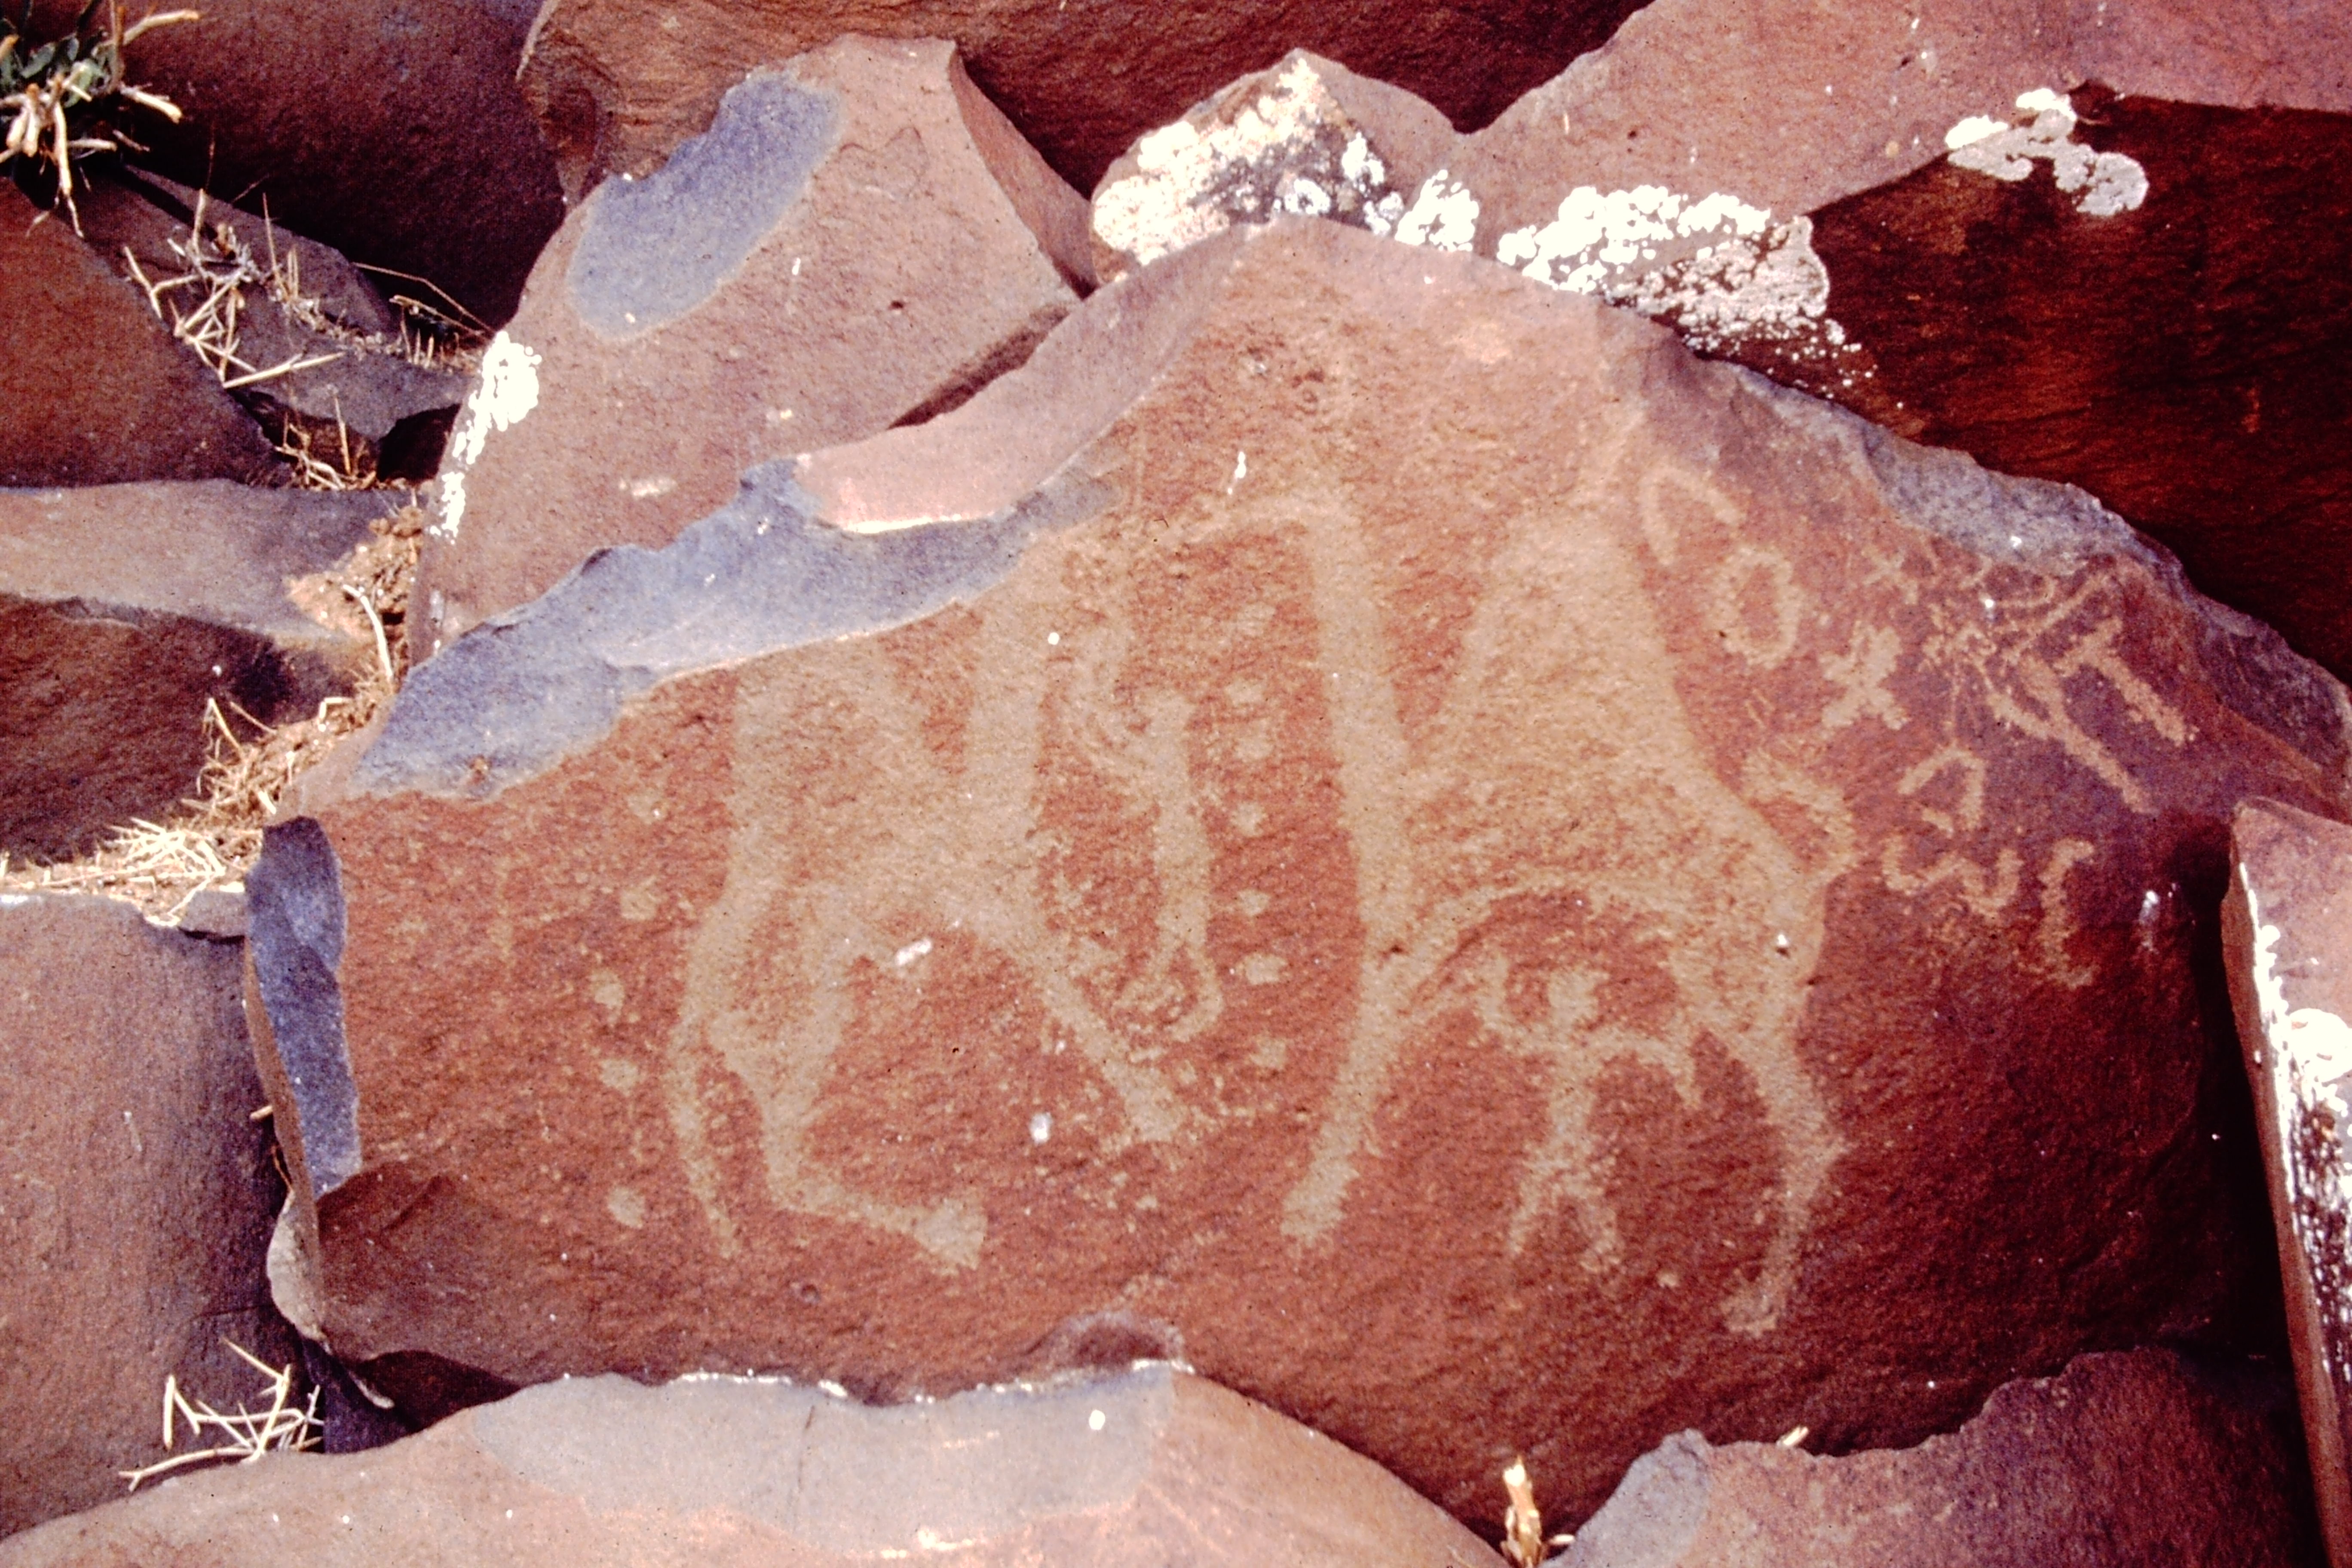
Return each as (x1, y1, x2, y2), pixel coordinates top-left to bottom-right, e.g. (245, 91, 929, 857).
(0, 1, 197, 230)
(0, 505, 421, 924)
(119, 1340, 321, 1490)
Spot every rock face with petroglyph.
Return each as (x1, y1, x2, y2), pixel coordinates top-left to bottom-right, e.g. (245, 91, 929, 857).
(249, 219, 2349, 1525)
(0, 1365, 1501, 1567)
(1559, 1350, 2321, 1568)
(414, 35, 1092, 653)
(2224, 800, 2352, 1567)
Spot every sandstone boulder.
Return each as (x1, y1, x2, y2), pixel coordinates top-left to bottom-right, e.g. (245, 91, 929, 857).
(0, 894, 297, 1536)
(0, 483, 386, 861)
(23, 0, 564, 323)
(1089, 50, 1456, 283)
(73, 170, 470, 482)
(0, 1365, 1504, 1566)
(251, 219, 2349, 1525)
(0, 182, 276, 488)
(1560, 1350, 2320, 1568)
(516, 0, 1650, 205)
(2225, 799, 2352, 1566)
(413, 36, 1093, 652)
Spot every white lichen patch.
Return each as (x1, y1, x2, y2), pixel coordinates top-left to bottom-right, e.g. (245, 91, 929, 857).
(433, 330, 542, 540)
(1497, 186, 1851, 359)
(2245, 870, 2352, 1380)
(1945, 89, 2148, 217)
(1392, 170, 1478, 251)
(1091, 56, 1410, 272)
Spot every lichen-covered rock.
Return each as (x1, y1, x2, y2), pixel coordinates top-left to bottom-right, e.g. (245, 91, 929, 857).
(0, 895, 296, 1536)
(0, 483, 386, 861)
(1560, 1350, 2321, 1568)
(413, 35, 1093, 652)
(0, 1366, 1504, 1567)
(515, 0, 1650, 205)
(0, 182, 276, 489)
(2225, 799, 2352, 1567)
(251, 219, 2345, 1525)
(1089, 50, 1455, 282)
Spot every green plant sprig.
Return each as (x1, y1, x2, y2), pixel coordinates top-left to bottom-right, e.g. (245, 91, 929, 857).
(0, 0, 197, 224)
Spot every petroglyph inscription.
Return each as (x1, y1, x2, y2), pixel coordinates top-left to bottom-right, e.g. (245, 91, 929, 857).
(653, 432, 2191, 1332)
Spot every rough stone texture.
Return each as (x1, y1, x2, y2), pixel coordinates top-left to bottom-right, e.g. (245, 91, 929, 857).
(413, 35, 1093, 652)
(1758, 92, 2352, 684)
(1090, 50, 1456, 282)
(2225, 800, 2352, 1567)
(0, 1366, 1504, 1566)
(252, 220, 2350, 1526)
(0, 895, 296, 1537)
(72, 170, 470, 479)
(0, 483, 384, 861)
(0, 182, 277, 488)
(1559, 1349, 2321, 1568)
(24, 0, 564, 324)
(517, 0, 1649, 205)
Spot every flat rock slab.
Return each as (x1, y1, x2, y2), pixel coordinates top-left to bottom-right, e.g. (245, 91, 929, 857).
(0, 1365, 1503, 1566)
(0, 182, 276, 488)
(2226, 799, 2352, 1566)
(21, 0, 564, 323)
(0, 895, 295, 1536)
(71, 170, 469, 476)
(416, 35, 1091, 651)
(253, 220, 2351, 1525)
(517, 0, 1650, 204)
(0, 483, 385, 861)
(1560, 1349, 2321, 1567)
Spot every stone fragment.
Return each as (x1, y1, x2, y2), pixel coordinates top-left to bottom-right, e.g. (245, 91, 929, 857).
(0, 182, 276, 488)
(1559, 1350, 2320, 1568)
(0, 894, 296, 1537)
(24, 0, 564, 322)
(517, 0, 1651, 205)
(252, 220, 2350, 1526)
(0, 482, 385, 861)
(1090, 50, 1456, 282)
(0, 1366, 1504, 1567)
(2225, 799, 2352, 1567)
(413, 36, 1093, 650)
(73, 170, 470, 481)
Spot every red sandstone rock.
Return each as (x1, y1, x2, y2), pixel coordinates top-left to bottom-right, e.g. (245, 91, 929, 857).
(516, 0, 1649, 205)
(0, 482, 385, 861)
(1558, 1350, 2320, 1567)
(0, 182, 276, 488)
(2225, 800, 2352, 1568)
(0, 895, 296, 1537)
(413, 36, 1093, 651)
(0, 1366, 1504, 1566)
(251, 219, 2349, 1526)
(24, 0, 564, 323)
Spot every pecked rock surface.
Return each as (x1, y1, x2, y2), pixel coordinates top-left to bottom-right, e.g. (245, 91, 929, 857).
(1090, 9, 2352, 679)
(251, 219, 2349, 1525)
(516, 0, 1650, 204)
(1559, 1349, 2321, 1568)
(0, 182, 277, 489)
(0, 895, 295, 1537)
(0, 1365, 1504, 1567)
(0, 483, 386, 861)
(415, 35, 1093, 652)
(2225, 799, 2352, 1566)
